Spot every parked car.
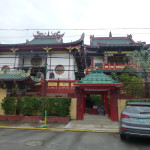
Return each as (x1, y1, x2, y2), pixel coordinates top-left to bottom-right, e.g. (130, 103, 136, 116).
(119, 102, 150, 140)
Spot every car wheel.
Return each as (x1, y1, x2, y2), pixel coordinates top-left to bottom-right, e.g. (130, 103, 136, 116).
(120, 134, 126, 140)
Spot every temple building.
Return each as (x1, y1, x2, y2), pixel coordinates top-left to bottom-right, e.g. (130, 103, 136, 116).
(0, 31, 85, 98)
(85, 32, 141, 74)
(0, 32, 144, 121)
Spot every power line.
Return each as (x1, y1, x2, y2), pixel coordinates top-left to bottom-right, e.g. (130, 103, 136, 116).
(1, 28, 150, 31)
(1, 32, 150, 39)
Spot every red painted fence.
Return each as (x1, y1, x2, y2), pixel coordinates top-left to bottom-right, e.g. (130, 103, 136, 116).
(0, 115, 71, 123)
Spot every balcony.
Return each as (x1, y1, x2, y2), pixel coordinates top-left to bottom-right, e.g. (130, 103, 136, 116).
(86, 63, 138, 74)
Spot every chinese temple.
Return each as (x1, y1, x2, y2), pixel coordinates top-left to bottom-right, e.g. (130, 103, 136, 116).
(85, 32, 141, 74)
(0, 32, 144, 121)
(0, 31, 85, 98)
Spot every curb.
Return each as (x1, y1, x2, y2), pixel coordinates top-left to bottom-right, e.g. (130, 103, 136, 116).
(0, 126, 119, 133)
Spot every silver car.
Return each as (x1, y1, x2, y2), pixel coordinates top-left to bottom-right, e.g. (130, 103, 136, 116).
(119, 102, 150, 140)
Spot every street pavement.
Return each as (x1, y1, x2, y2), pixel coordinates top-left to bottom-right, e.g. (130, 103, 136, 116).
(0, 114, 119, 132)
(0, 129, 149, 150)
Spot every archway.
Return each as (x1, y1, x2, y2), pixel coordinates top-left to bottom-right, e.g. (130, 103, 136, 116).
(74, 70, 123, 121)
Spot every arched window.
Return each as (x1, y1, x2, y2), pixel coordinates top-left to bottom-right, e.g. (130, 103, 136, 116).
(1, 65, 10, 71)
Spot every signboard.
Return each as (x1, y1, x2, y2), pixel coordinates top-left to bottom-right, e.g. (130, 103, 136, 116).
(48, 82, 57, 86)
(59, 82, 69, 86)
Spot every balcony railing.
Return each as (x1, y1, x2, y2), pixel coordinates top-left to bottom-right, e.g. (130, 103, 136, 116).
(86, 63, 138, 74)
(46, 80, 77, 94)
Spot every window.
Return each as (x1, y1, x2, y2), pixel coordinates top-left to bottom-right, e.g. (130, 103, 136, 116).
(55, 65, 64, 75)
(31, 54, 42, 66)
(1, 65, 10, 71)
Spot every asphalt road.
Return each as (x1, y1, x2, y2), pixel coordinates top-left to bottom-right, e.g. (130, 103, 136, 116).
(0, 129, 149, 150)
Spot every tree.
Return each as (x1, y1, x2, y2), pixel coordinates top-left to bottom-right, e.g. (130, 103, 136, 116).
(127, 46, 150, 97)
(119, 73, 143, 98)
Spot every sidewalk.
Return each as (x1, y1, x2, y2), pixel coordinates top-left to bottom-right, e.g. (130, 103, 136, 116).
(65, 114, 119, 131)
(0, 114, 119, 133)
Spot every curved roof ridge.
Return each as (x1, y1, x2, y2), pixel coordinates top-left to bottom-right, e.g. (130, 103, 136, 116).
(78, 69, 117, 83)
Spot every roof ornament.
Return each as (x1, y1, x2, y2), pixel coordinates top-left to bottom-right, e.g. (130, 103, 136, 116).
(10, 48, 19, 53)
(37, 31, 44, 36)
(127, 34, 132, 39)
(26, 39, 29, 43)
(81, 33, 85, 40)
(109, 31, 112, 37)
(33, 31, 64, 40)
(51, 31, 61, 36)
(90, 35, 94, 39)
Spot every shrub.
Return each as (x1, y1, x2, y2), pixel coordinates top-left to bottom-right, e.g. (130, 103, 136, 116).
(20, 97, 42, 116)
(1, 97, 71, 117)
(1, 97, 16, 115)
(126, 99, 150, 103)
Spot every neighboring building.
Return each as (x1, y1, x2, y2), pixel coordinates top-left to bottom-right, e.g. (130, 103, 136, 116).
(85, 32, 141, 74)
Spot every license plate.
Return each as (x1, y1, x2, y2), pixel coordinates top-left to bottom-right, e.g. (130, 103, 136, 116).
(135, 119, 147, 123)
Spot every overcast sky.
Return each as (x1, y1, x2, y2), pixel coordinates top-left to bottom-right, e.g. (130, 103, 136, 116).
(0, 0, 150, 44)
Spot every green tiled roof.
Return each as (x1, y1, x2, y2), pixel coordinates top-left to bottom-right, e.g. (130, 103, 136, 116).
(0, 70, 39, 82)
(27, 38, 59, 45)
(92, 38, 132, 46)
(78, 70, 117, 83)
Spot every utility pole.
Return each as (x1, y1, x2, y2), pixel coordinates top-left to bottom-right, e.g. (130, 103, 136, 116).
(42, 52, 48, 119)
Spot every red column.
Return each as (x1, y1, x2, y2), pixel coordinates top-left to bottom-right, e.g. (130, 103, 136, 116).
(83, 96, 86, 113)
(102, 93, 104, 103)
(76, 88, 84, 120)
(91, 58, 94, 67)
(109, 91, 112, 119)
(110, 89, 119, 121)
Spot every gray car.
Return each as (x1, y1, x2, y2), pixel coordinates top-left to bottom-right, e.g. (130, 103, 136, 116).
(119, 102, 150, 140)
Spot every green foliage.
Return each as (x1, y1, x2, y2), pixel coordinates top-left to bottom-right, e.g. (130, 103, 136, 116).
(1, 97, 71, 117)
(128, 49, 150, 82)
(126, 99, 150, 103)
(127, 48, 150, 97)
(1, 97, 16, 115)
(90, 94, 102, 106)
(110, 72, 118, 81)
(119, 73, 143, 98)
(20, 97, 42, 116)
(44, 97, 71, 117)
(119, 73, 143, 82)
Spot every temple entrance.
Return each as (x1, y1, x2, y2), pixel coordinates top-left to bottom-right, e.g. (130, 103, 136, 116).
(86, 94, 105, 116)
(74, 70, 123, 121)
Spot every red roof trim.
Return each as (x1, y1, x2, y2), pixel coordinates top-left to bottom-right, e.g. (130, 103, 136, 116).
(90, 34, 136, 45)
(74, 83, 123, 86)
(97, 43, 140, 47)
(47, 80, 77, 82)
(79, 86, 117, 89)
(0, 42, 83, 50)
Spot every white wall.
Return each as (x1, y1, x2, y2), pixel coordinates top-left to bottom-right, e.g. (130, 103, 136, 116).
(0, 54, 16, 70)
(0, 52, 76, 80)
(47, 53, 76, 80)
(19, 53, 46, 68)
